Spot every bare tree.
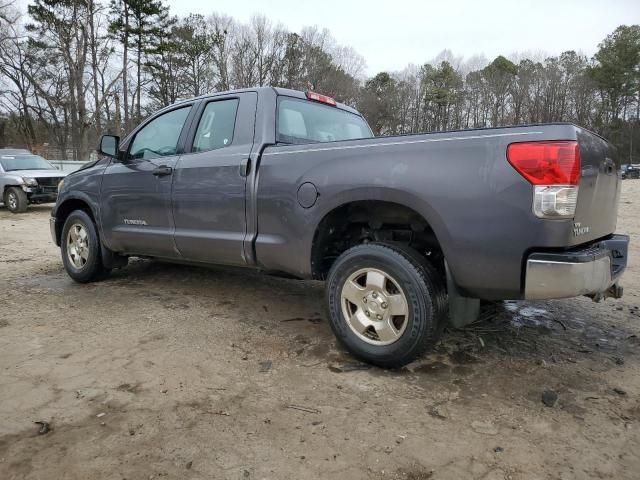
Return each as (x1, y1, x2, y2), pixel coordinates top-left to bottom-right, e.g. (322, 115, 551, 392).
(0, 4, 637, 163)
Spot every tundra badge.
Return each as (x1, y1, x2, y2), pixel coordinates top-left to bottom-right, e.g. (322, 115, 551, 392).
(124, 219, 148, 226)
(573, 222, 590, 237)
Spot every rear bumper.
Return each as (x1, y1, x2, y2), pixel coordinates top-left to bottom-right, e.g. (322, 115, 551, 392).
(524, 234, 628, 300)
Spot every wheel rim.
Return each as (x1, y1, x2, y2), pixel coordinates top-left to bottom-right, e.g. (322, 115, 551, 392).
(340, 267, 409, 346)
(7, 192, 17, 210)
(66, 223, 89, 269)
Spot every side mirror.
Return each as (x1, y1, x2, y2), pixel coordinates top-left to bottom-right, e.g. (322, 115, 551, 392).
(98, 135, 120, 159)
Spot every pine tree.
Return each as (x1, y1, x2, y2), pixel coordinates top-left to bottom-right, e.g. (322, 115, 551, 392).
(109, 0, 170, 126)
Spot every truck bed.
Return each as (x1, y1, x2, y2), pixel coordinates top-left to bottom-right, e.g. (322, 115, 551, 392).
(254, 123, 621, 299)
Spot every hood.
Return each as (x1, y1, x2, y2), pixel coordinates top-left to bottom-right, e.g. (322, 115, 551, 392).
(5, 169, 67, 178)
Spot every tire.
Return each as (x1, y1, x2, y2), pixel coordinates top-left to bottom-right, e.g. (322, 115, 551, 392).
(326, 243, 447, 368)
(4, 187, 28, 213)
(61, 210, 110, 283)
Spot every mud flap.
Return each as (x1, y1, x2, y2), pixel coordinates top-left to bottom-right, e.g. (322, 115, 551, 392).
(445, 262, 480, 328)
(101, 243, 128, 270)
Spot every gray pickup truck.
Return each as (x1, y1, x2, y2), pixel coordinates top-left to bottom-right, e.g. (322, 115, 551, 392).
(50, 87, 629, 367)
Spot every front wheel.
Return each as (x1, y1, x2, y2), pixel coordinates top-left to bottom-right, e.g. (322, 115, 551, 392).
(4, 187, 28, 213)
(326, 243, 447, 368)
(61, 210, 110, 283)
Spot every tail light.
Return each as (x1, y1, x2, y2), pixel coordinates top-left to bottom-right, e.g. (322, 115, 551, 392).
(507, 141, 581, 218)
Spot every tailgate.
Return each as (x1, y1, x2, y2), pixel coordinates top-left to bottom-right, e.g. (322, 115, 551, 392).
(571, 128, 621, 245)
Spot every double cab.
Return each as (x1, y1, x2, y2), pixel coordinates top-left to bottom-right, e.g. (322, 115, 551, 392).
(50, 87, 628, 367)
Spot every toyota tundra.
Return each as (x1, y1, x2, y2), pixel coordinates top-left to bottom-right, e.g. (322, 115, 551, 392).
(50, 87, 629, 367)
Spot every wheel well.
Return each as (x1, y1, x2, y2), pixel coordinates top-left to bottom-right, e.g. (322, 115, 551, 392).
(3, 184, 21, 196)
(311, 201, 444, 280)
(54, 199, 95, 244)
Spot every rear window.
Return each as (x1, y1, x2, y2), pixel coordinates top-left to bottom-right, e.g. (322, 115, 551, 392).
(277, 97, 372, 145)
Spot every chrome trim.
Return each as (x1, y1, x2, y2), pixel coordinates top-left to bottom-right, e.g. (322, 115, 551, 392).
(263, 131, 545, 156)
(524, 256, 612, 300)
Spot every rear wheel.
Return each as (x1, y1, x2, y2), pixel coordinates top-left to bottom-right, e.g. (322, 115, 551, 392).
(326, 243, 447, 368)
(4, 187, 28, 213)
(61, 210, 110, 283)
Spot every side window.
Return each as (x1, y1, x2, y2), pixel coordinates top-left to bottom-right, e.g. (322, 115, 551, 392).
(129, 106, 191, 160)
(192, 99, 239, 153)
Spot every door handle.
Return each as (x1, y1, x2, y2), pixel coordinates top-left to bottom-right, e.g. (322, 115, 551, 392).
(239, 157, 251, 177)
(152, 165, 173, 177)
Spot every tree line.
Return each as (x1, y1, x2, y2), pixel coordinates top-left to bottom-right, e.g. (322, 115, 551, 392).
(0, 0, 638, 163)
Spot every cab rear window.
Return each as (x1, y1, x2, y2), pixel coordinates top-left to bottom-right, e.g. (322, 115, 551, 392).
(277, 97, 372, 145)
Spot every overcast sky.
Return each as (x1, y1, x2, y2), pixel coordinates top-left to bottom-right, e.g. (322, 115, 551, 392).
(168, 0, 639, 74)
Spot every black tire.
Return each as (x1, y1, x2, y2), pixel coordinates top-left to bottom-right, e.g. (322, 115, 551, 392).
(61, 210, 110, 283)
(326, 243, 447, 368)
(4, 187, 28, 213)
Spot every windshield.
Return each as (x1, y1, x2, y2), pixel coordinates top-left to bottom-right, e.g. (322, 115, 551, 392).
(277, 97, 372, 145)
(0, 154, 53, 171)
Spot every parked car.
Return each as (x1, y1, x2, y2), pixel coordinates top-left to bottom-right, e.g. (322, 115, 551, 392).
(1, 151, 67, 213)
(624, 164, 640, 179)
(0, 148, 31, 155)
(50, 87, 628, 367)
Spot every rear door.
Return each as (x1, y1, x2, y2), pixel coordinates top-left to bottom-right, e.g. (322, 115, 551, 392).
(171, 92, 257, 265)
(100, 104, 193, 257)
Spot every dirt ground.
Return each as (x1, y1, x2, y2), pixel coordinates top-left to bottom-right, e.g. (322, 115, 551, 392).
(1, 184, 639, 480)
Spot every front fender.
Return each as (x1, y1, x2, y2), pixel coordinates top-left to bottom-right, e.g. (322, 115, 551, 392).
(52, 190, 103, 246)
(54, 190, 99, 217)
(1, 174, 26, 194)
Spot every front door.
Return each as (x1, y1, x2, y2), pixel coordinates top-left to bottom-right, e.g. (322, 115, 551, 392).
(100, 105, 193, 257)
(172, 92, 257, 265)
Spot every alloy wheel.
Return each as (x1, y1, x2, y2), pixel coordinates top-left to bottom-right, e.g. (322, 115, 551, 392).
(66, 223, 89, 269)
(340, 267, 409, 345)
